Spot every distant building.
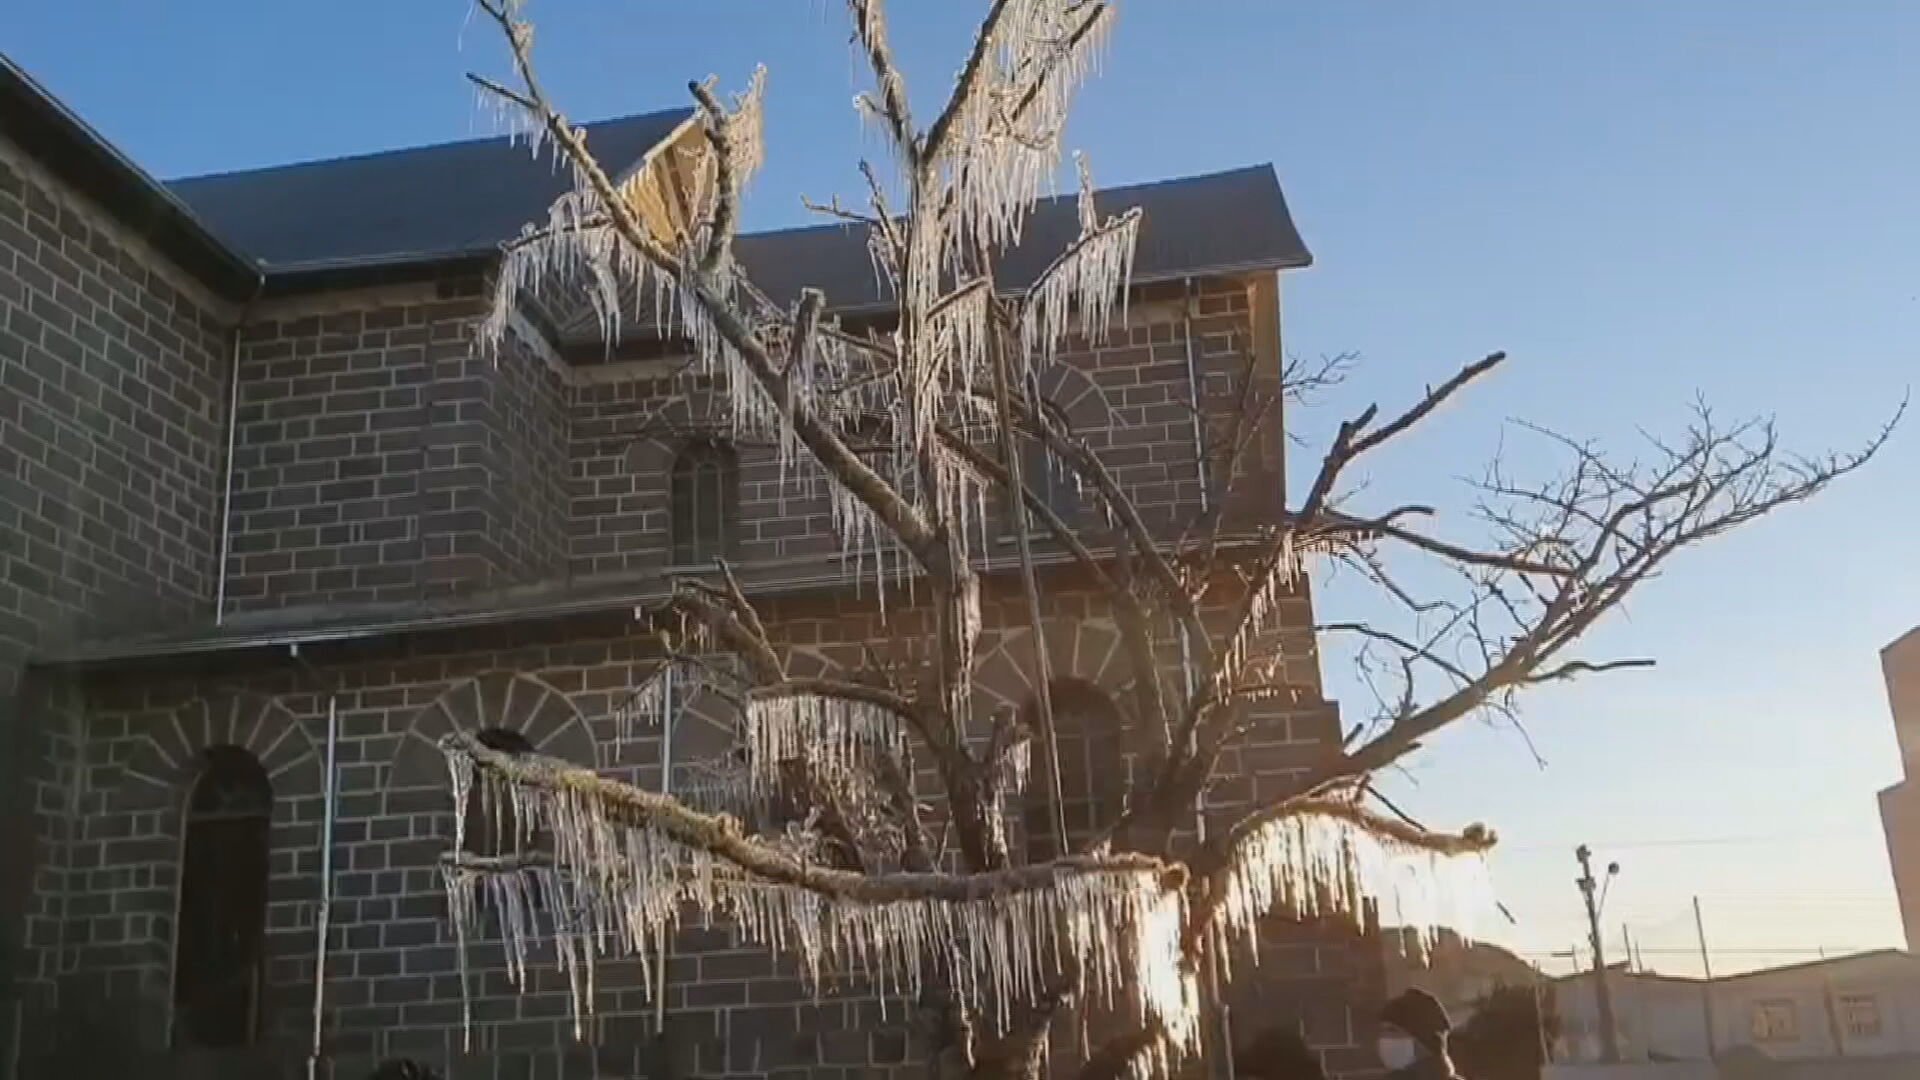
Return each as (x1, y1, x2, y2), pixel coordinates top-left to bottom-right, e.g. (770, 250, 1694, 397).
(1554, 950, 1920, 1064)
(1382, 928, 1542, 1023)
(1879, 627, 1920, 950)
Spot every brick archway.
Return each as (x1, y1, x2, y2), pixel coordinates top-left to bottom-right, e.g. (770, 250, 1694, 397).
(969, 617, 1142, 858)
(1035, 359, 1116, 433)
(388, 671, 595, 789)
(115, 693, 322, 811)
(967, 616, 1131, 722)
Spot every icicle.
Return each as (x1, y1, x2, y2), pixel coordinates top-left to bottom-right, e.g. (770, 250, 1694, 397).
(608, 658, 704, 738)
(1217, 530, 1345, 693)
(1211, 809, 1493, 969)
(740, 692, 906, 794)
(439, 736, 1212, 1064)
(952, 574, 983, 721)
(1075, 151, 1098, 236)
(1018, 208, 1142, 377)
(928, 0, 1114, 265)
(447, 750, 475, 854)
(999, 736, 1032, 794)
(443, 864, 478, 1050)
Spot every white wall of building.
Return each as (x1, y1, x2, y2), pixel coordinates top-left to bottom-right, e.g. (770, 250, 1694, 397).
(1554, 952, 1920, 1064)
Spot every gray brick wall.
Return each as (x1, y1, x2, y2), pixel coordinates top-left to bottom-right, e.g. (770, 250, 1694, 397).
(1, 127, 1360, 1078)
(0, 132, 236, 1075)
(479, 328, 569, 586)
(222, 275, 1279, 610)
(565, 280, 1273, 584)
(0, 138, 229, 643)
(46, 575, 1358, 1080)
(225, 287, 573, 611)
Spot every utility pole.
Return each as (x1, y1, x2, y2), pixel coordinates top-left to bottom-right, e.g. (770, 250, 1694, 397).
(1693, 896, 1717, 1061)
(1576, 845, 1622, 1063)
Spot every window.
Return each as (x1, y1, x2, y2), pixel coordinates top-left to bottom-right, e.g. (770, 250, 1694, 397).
(1839, 993, 1883, 1039)
(1022, 680, 1125, 863)
(670, 439, 738, 565)
(172, 746, 272, 1049)
(1749, 998, 1799, 1043)
(463, 728, 539, 860)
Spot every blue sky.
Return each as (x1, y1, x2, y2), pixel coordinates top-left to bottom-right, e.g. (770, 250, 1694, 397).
(11, 1, 1919, 976)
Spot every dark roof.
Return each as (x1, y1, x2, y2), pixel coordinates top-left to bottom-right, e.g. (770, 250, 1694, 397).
(4, 49, 1311, 303)
(165, 109, 695, 272)
(735, 164, 1311, 312)
(0, 55, 261, 297)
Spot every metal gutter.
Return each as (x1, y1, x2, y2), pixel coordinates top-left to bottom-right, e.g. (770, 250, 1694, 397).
(35, 538, 1272, 671)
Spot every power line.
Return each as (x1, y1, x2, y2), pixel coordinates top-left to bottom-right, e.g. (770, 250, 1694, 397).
(1498, 834, 1843, 854)
(1513, 946, 1891, 957)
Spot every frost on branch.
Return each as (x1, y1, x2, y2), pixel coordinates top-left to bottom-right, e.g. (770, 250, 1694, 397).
(440, 733, 1204, 1074)
(933, 0, 1115, 265)
(1214, 529, 1345, 693)
(476, 64, 768, 366)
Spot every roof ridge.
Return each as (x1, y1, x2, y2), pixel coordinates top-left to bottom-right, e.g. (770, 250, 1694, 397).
(165, 106, 694, 186)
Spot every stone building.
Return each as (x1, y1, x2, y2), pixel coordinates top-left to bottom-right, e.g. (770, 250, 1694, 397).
(1879, 627, 1920, 953)
(0, 51, 1380, 1080)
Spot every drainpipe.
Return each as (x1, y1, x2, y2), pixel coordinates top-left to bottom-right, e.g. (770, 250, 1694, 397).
(215, 281, 265, 625)
(653, 643, 675, 1038)
(306, 655, 340, 1080)
(1181, 278, 1210, 510)
(1179, 279, 1235, 1078)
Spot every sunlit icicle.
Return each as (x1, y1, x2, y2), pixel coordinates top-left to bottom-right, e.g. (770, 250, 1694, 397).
(609, 658, 705, 738)
(438, 737, 1212, 1060)
(1213, 809, 1493, 968)
(931, 0, 1114, 265)
(1018, 208, 1142, 379)
(1217, 530, 1347, 693)
(741, 692, 906, 794)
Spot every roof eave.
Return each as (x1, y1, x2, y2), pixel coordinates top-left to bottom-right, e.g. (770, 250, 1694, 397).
(33, 540, 1273, 671)
(257, 249, 499, 298)
(0, 55, 262, 302)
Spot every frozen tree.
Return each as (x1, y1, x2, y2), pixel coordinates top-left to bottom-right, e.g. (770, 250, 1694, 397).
(439, 2, 1897, 1078)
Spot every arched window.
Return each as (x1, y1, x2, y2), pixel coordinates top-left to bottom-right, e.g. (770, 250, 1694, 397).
(670, 439, 738, 565)
(463, 728, 539, 859)
(1021, 680, 1125, 863)
(172, 746, 272, 1049)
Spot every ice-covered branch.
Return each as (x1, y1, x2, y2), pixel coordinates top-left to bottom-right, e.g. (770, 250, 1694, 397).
(846, 0, 918, 162)
(474, 3, 956, 593)
(442, 730, 1203, 1061)
(1192, 797, 1495, 961)
(741, 687, 912, 796)
(668, 579, 784, 683)
(686, 67, 766, 276)
(1020, 206, 1141, 373)
(446, 730, 1182, 900)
